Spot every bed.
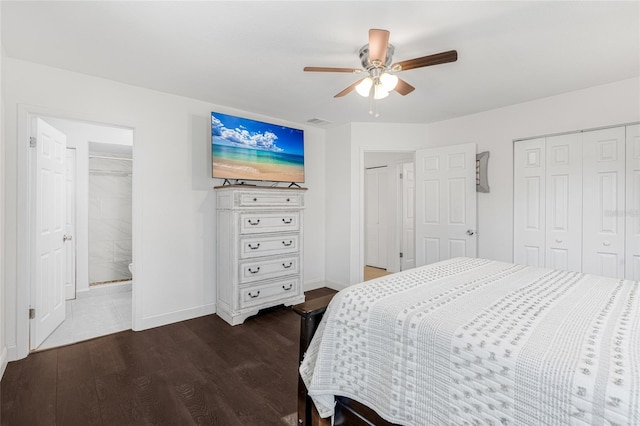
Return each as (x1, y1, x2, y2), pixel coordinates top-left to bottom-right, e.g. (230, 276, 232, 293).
(295, 257, 640, 426)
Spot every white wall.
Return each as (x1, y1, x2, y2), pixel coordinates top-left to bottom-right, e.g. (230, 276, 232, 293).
(0, 13, 8, 379)
(425, 77, 640, 262)
(324, 124, 352, 289)
(3, 58, 326, 360)
(88, 156, 133, 284)
(326, 77, 640, 288)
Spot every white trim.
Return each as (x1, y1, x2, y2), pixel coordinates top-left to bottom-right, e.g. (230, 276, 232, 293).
(0, 346, 7, 379)
(10, 104, 141, 360)
(139, 303, 216, 330)
(303, 278, 328, 292)
(513, 121, 640, 143)
(323, 280, 349, 292)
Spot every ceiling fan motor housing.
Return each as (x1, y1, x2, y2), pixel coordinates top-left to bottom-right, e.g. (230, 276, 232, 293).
(359, 43, 395, 71)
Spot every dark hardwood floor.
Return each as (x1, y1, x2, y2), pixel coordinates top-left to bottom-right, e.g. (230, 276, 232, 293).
(1, 288, 337, 426)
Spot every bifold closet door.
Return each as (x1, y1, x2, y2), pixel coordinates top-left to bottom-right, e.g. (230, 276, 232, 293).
(627, 124, 640, 280)
(582, 127, 626, 279)
(545, 133, 582, 272)
(514, 138, 546, 267)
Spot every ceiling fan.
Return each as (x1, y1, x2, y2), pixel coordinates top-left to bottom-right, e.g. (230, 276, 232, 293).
(304, 29, 457, 101)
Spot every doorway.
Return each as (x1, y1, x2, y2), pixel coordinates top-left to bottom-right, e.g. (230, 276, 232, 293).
(363, 151, 415, 279)
(360, 143, 478, 283)
(30, 116, 134, 351)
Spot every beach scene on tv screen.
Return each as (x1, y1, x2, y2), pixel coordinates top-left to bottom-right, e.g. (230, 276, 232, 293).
(211, 112, 304, 183)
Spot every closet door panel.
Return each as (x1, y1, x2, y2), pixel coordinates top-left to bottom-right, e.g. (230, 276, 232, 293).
(514, 138, 546, 267)
(626, 124, 640, 280)
(545, 133, 582, 272)
(582, 127, 626, 278)
(365, 167, 388, 269)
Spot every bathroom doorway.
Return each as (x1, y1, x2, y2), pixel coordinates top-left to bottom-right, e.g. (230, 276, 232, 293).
(30, 116, 134, 350)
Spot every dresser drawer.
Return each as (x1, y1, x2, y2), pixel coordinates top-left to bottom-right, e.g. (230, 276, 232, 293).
(240, 212, 300, 234)
(238, 191, 303, 208)
(240, 233, 299, 259)
(239, 255, 299, 284)
(239, 278, 300, 309)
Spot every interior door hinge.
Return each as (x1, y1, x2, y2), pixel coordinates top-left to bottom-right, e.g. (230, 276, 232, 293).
(399, 252, 404, 258)
(29, 137, 37, 148)
(29, 307, 35, 319)
(399, 173, 403, 179)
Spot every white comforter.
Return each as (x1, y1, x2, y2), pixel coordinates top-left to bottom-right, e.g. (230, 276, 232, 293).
(300, 258, 640, 425)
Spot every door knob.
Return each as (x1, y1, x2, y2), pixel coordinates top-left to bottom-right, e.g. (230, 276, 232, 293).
(63, 234, 72, 242)
(466, 229, 476, 236)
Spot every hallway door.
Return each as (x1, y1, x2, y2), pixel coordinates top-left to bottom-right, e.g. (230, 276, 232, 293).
(415, 143, 477, 266)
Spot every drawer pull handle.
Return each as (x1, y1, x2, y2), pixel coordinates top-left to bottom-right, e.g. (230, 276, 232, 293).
(282, 262, 293, 269)
(282, 218, 293, 224)
(282, 284, 293, 291)
(253, 198, 258, 202)
(248, 291, 261, 299)
(248, 219, 260, 226)
(248, 267, 261, 274)
(248, 243, 260, 250)
(282, 240, 293, 247)
(286, 198, 290, 202)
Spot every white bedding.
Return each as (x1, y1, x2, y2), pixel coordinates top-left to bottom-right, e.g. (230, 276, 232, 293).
(300, 258, 640, 425)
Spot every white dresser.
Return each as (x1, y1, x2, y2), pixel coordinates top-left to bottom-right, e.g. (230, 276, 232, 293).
(215, 185, 306, 325)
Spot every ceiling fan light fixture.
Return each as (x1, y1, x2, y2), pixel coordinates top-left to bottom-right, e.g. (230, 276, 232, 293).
(373, 84, 389, 100)
(356, 77, 373, 97)
(379, 72, 398, 92)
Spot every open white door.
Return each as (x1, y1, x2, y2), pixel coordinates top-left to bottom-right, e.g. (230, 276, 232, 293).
(415, 143, 477, 266)
(31, 118, 67, 349)
(400, 162, 416, 270)
(627, 124, 640, 280)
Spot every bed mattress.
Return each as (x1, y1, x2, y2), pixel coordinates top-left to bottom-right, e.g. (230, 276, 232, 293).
(300, 258, 640, 425)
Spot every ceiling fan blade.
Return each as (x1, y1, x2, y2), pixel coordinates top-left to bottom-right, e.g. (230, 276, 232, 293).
(334, 79, 364, 98)
(392, 50, 458, 72)
(304, 66, 361, 73)
(394, 78, 415, 96)
(368, 29, 390, 64)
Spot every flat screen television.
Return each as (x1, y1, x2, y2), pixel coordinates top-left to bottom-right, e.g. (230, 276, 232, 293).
(211, 111, 304, 183)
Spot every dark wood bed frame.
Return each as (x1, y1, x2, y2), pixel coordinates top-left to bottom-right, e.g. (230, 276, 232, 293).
(293, 295, 398, 426)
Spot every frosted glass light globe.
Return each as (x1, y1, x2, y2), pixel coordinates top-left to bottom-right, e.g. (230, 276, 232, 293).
(379, 72, 399, 92)
(356, 77, 373, 97)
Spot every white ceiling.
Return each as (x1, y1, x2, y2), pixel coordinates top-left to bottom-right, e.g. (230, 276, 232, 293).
(2, 1, 639, 128)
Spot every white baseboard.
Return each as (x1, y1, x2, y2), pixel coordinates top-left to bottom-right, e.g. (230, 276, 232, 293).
(136, 303, 216, 331)
(0, 346, 8, 380)
(303, 279, 329, 292)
